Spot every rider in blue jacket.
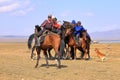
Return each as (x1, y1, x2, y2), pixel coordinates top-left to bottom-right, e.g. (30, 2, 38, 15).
(73, 21, 85, 44)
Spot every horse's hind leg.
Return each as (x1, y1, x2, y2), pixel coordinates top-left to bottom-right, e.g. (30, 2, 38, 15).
(87, 43, 90, 60)
(48, 48, 53, 59)
(31, 45, 36, 59)
(35, 47, 40, 68)
(73, 47, 77, 60)
(43, 50, 49, 68)
(66, 45, 71, 59)
(71, 47, 74, 59)
(78, 48, 84, 59)
(54, 48, 61, 68)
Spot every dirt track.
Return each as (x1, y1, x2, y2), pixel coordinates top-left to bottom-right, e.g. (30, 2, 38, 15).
(0, 43, 120, 80)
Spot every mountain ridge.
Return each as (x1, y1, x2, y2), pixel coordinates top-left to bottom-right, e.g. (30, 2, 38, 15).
(90, 29, 120, 40)
(0, 29, 120, 41)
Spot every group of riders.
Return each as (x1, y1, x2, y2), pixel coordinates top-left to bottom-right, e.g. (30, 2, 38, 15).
(29, 15, 91, 68)
(34, 14, 90, 47)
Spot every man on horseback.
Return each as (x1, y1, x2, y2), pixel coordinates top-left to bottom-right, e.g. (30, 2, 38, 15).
(73, 21, 85, 45)
(35, 14, 53, 46)
(52, 17, 61, 35)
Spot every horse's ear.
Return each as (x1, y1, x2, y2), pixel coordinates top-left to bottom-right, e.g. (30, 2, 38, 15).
(35, 25, 40, 28)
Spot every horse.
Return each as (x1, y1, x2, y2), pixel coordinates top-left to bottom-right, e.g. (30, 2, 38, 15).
(63, 22, 89, 60)
(28, 33, 53, 59)
(28, 24, 67, 60)
(28, 25, 62, 68)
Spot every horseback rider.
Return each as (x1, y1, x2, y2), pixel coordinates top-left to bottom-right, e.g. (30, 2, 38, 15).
(52, 17, 61, 35)
(35, 14, 53, 46)
(73, 21, 85, 45)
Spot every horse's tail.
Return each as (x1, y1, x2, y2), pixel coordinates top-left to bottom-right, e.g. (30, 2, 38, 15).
(27, 33, 35, 49)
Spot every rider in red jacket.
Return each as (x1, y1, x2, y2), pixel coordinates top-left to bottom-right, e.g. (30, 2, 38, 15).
(35, 14, 53, 46)
(52, 17, 61, 34)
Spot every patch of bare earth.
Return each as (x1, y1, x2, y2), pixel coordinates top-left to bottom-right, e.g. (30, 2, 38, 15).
(0, 43, 120, 80)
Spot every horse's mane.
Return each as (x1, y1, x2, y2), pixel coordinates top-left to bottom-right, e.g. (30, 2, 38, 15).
(63, 21, 73, 28)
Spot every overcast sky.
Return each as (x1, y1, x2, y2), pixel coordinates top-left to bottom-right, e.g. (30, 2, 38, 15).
(0, 0, 120, 36)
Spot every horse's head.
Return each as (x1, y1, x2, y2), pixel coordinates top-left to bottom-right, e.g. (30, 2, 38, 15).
(64, 27, 72, 37)
(34, 25, 41, 34)
(62, 21, 74, 37)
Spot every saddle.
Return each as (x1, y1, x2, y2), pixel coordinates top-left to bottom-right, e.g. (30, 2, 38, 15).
(39, 30, 50, 43)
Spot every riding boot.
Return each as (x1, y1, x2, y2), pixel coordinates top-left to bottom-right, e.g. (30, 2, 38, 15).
(35, 37, 40, 46)
(75, 34, 79, 45)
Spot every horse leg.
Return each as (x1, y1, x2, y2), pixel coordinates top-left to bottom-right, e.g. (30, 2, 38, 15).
(82, 45, 88, 60)
(81, 39, 88, 60)
(73, 46, 77, 60)
(78, 47, 84, 59)
(66, 45, 71, 59)
(48, 48, 53, 59)
(35, 47, 40, 68)
(86, 42, 90, 60)
(31, 45, 36, 59)
(71, 47, 74, 59)
(43, 50, 49, 68)
(81, 50, 84, 59)
(86, 35, 91, 59)
(54, 47, 61, 68)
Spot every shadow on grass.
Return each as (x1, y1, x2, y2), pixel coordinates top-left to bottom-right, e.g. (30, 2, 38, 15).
(40, 64, 67, 68)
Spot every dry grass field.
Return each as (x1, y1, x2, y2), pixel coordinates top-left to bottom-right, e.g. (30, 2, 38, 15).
(0, 42, 120, 80)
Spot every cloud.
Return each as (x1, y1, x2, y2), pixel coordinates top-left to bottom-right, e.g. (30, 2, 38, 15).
(0, 0, 34, 16)
(61, 10, 70, 17)
(0, 3, 20, 13)
(11, 7, 33, 16)
(83, 12, 95, 17)
(0, 0, 11, 4)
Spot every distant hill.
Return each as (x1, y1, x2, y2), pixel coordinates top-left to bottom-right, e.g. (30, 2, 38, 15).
(0, 35, 28, 42)
(0, 29, 120, 42)
(90, 29, 120, 40)
(0, 35, 28, 38)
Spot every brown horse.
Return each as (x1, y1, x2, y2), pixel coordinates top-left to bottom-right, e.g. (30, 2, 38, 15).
(64, 24, 88, 60)
(34, 30, 61, 68)
(28, 33, 53, 59)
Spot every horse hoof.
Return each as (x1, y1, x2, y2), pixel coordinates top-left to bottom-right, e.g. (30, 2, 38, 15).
(83, 58, 89, 60)
(46, 66, 49, 68)
(57, 66, 61, 69)
(35, 65, 38, 68)
(86, 58, 90, 60)
(31, 59, 34, 61)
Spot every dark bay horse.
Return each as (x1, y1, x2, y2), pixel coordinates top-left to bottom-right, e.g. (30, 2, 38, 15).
(63, 22, 91, 60)
(64, 27, 88, 59)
